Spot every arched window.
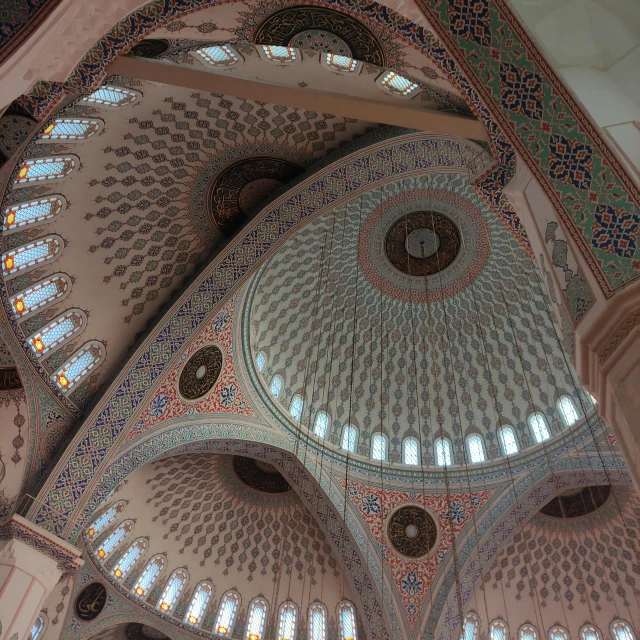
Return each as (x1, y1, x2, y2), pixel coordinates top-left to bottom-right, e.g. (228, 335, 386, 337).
(289, 394, 304, 421)
(29, 310, 84, 357)
(256, 351, 266, 372)
(314, 411, 330, 439)
(519, 624, 538, 640)
(3, 237, 62, 276)
(549, 626, 570, 640)
(95, 520, 133, 559)
(490, 620, 508, 640)
(403, 437, 420, 465)
(30, 616, 44, 640)
(157, 568, 188, 613)
(10, 275, 69, 316)
(341, 425, 357, 453)
(185, 581, 214, 626)
(113, 537, 147, 580)
(338, 601, 357, 640)
(499, 426, 519, 456)
(14, 157, 76, 184)
(277, 601, 297, 640)
(41, 118, 101, 140)
(270, 374, 284, 399)
(87, 501, 125, 538)
(371, 433, 387, 461)
(53, 341, 104, 391)
(461, 614, 479, 640)
(435, 437, 453, 467)
(308, 604, 327, 640)
(611, 620, 636, 640)
(325, 53, 358, 72)
(196, 45, 240, 66)
(82, 86, 137, 107)
(557, 395, 579, 427)
(580, 625, 603, 640)
(133, 554, 165, 598)
(466, 434, 486, 464)
(4, 196, 65, 230)
(245, 598, 268, 640)
(529, 412, 550, 443)
(379, 71, 419, 96)
(215, 591, 240, 636)
(262, 45, 296, 62)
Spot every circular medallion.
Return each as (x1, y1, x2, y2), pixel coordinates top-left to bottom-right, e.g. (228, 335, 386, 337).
(178, 346, 223, 400)
(289, 30, 351, 55)
(540, 485, 610, 518)
(75, 582, 107, 621)
(388, 506, 437, 558)
(233, 456, 290, 493)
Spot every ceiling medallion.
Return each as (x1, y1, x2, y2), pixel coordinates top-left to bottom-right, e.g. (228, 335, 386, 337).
(233, 456, 290, 494)
(178, 346, 223, 400)
(540, 485, 611, 518)
(388, 506, 437, 558)
(75, 582, 107, 621)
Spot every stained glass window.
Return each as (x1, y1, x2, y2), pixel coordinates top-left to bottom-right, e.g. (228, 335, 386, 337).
(519, 625, 538, 640)
(95, 520, 133, 560)
(499, 426, 519, 456)
(338, 601, 357, 640)
(29, 310, 84, 357)
(342, 425, 357, 452)
(53, 341, 104, 391)
(256, 351, 267, 372)
(10, 275, 68, 316)
(197, 45, 239, 66)
(82, 86, 137, 107)
(41, 119, 100, 140)
(3, 237, 61, 276)
(325, 54, 357, 72)
(113, 538, 147, 580)
(31, 616, 44, 640)
(133, 555, 165, 598)
(262, 45, 296, 62)
(4, 196, 64, 230)
(314, 411, 330, 439)
(215, 591, 240, 636)
(185, 582, 213, 626)
(580, 625, 602, 640)
(403, 437, 419, 465)
(308, 604, 326, 640)
(270, 374, 284, 399)
(14, 157, 75, 183)
(87, 501, 125, 538)
(558, 395, 579, 426)
(490, 620, 508, 640)
(157, 568, 188, 613)
(245, 598, 268, 640)
(549, 627, 569, 640)
(277, 601, 297, 640)
(435, 437, 452, 467)
(289, 394, 304, 421)
(529, 412, 550, 443)
(380, 71, 419, 96)
(467, 434, 485, 464)
(371, 433, 387, 461)
(461, 614, 478, 640)
(611, 621, 636, 640)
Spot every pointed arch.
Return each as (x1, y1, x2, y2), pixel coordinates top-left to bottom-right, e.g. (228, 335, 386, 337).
(40, 118, 102, 141)
(338, 601, 357, 640)
(341, 425, 357, 453)
(112, 537, 147, 580)
(28, 309, 85, 357)
(3, 195, 66, 231)
(185, 581, 214, 626)
(371, 433, 387, 461)
(289, 394, 304, 421)
(313, 411, 330, 439)
(611, 621, 636, 640)
(10, 274, 70, 317)
(489, 620, 508, 640)
(557, 395, 579, 426)
(14, 157, 77, 184)
(308, 603, 327, 640)
(499, 425, 519, 456)
(519, 625, 538, 640)
(2, 236, 63, 276)
(215, 590, 240, 636)
(245, 597, 268, 640)
(132, 554, 166, 598)
(277, 601, 297, 640)
(434, 437, 453, 467)
(86, 500, 125, 538)
(53, 341, 105, 391)
(580, 625, 603, 640)
(461, 613, 479, 640)
(95, 519, 133, 559)
(157, 568, 189, 613)
(402, 437, 420, 465)
(466, 434, 486, 464)
(528, 412, 550, 443)
(82, 86, 138, 107)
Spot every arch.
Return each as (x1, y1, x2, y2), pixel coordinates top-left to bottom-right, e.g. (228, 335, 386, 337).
(195, 45, 241, 67)
(338, 601, 357, 640)
(53, 340, 105, 392)
(40, 118, 102, 141)
(269, 374, 284, 399)
(341, 425, 357, 453)
(403, 437, 420, 466)
(30, 615, 45, 640)
(490, 620, 508, 640)
(112, 537, 147, 580)
(157, 568, 189, 613)
(95, 519, 133, 559)
(519, 624, 538, 640)
(245, 597, 268, 640)
(132, 554, 166, 598)
(557, 395, 579, 427)
(580, 625, 603, 640)
(86, 500, 126, 538)
(434, 437, 453, 467)
(308, 603, 327, 640)
(611, 620, 636, 640)
(2, 236, 63, 276)
(3, 195, 66, 231)
(10, 274, 70, 317)
(215, 590, 240, 636)
(461, 613, 479, 640)
(28, 309, 86, 357)
(277, 601, 298, 640)
(289, 394, 304, 421)
(14, 156, 77, 184)
(82, 86, 138, 107)
(466, 434, 486, 464)
(185, 581, 214, 627)
(528, 412, 551, 443)
(549, 626, 570, 640)
(371, 433, 387, 461)
(255, 351, 266, 372)
(314, 411, 330, 439)
(499, 426, 519, 456)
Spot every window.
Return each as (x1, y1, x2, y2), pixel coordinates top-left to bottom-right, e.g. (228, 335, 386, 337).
(519, 625, 538, 640)
(549, 627, 570, 640)
(277, 601, 297, 640)
(41, 118, 100, 140)
(499, 426, 519, 456)
(113, 538, 147, 580)
(490, 620, 508, 640)
(29, 310, 84, 357)
(580, 625, 602, 640)
(338, 601, 357, 640)
(245, 598, 268, 640)
(185, 582, 213, 626)
(379, 71, 419, 96)
(588, 392, 598, 407)
(341, 425, 357, 453)
(95, 520, 133, 559)
(82, 86, 137, 107)
(270, 374, 284, 399)
(262, 45, 296, 62)
(30, 616, 44, 640)
(14, 157, 76, 183)
(529, 412, 550, 443)
(289, 394, 304, 421)
(466, 434, 485, 464)
(461, 614, 479, 640)
(196, 45, 240, 66)
(256, 351, 266, 372)
(325, 53, 358, 72)
(314, 411, 330, 439)
(10, 275, 68, 316)
(557, 395, 579, 427)
(157, 568, 188, 613)
(308, 604, 327, 640)
(4, 196, 65, 230)
(371, 433, 387, 461)
(3, 237, 62, 276)
(53, 341, 104, 391)
(611, 620, 636, 640)
(403, 437, 420, 465)
(133, 554, 165, 598)
(87, 501, 125, 538)
(215, 591, 240, 636)
(435, 437, 453, 467)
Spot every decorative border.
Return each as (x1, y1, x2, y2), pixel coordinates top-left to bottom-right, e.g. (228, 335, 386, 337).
(597, 308, 640, 365)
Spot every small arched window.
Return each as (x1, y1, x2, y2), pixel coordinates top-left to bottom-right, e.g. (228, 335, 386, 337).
(95, 519, 133, 559)
(435, 437, 453, 467)
(308, 603, 327, 640)
(10, 275, 69, 316)
(324, 53, 358, 73)
(529, 412, 550, 443)
(133, 554, 166, 598)
(580, 625, 603, 640)
(403, 437, 420, 465)
(113, 537, 147, 580)
(14, 157, 76, 184)
(30, 616, 45, 640)
(338, 601, 357, 640)
(549, 626, 570, 640)
(41, 118, 101, 141)
(215, 591, 240, 636)
(341, 425, 357, 453)
(53, 341, 104, 391)
(371, 433, 387, 461)
(466, 434, 486, 464)
(289, 394, 304, 421)
(499, 426, 519, 456)
(314, 411, 330, 439)
(4, 196, 65, 230)
(196, 45, 240, 66)
(519, 624, 538, 640)
(87, 501, 125, 538)
(490, 620, 508, 640)
(461, 614, 479, 640)
(29, 310, 84, 357)
(277, 601, 297, 640)
(611, 621, 636, 640)
(185, 581, 214, 626)
(270, 374, 284, 399)
(245, 598, 268, 640)
(379, 71, 419, 97)
(3, 237, 62, 276)
(557, 395, 579, 427)
(256, 351, 266, 372)
(157, 568, 189, 613)
(82, 86, 137, 107)
(262, 45, 297, 62)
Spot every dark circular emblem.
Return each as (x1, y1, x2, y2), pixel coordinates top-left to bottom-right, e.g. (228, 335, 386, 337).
(540, 485, 610, 518)
(75, 582, 107, 621)
(233, 456, 290, 494)
(126, 39, 170, 58)
(385, 212, 461, 276)
(388, 506, 437, 558)
(178, 346, 223, 400)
